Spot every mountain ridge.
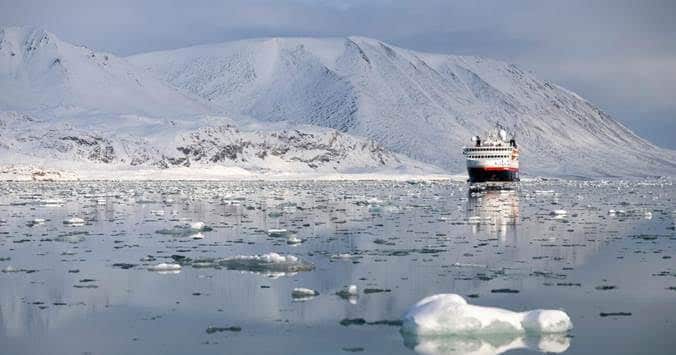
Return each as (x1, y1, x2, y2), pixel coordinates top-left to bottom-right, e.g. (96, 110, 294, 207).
(0, 27, 434, 177)
(1, 26, 673, 178)
(130, 35, 676, 177)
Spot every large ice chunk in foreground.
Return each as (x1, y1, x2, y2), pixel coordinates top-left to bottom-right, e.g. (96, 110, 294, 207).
(401, 294, 572, 336)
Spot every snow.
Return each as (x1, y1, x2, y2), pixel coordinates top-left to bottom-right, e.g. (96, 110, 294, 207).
(147, 263, 182, 271)
(63, 217, 85, 225)
(219, 252, 313, 273)
(0, 27, 439, 178)
(291, 287, 319, 299)
(347, 285, 358, 295)
(267, 229, 289, 237)
(0, 27, 212, 117)
(130, 35, 676, 178)
(188, 221, 205, 230)
(401, 294, 572, 336)
(2, 26, 674, 178)
(286, 235, 302, 244)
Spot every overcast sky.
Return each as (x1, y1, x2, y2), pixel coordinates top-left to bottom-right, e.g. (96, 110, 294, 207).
(2, 0, 674, 148)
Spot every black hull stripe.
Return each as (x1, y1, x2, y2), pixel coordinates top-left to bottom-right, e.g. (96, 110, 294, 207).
(468, 168, 519, 183)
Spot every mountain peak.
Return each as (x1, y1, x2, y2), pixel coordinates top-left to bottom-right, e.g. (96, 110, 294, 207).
(0, 26, 213, 117)
(130, 36, 676, 177)
(0, 26, 57, 52)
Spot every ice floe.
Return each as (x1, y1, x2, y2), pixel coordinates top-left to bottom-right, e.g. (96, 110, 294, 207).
(292, 287, 319, 300)
(189, 221, 206, 231)
(147, 263, 182, 272)
(218, 252, 314, 273)
(286, 235, 303, 244)
(63, 217, 85, 226)
(401, 294, 572, 336)
(267, 229, 289, 237)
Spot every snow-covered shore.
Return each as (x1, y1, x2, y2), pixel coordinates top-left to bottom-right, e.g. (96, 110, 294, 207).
(0, 164, 457, 182)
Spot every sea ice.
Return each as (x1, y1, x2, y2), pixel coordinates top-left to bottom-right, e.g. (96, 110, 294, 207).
(189, 221, 206, 231)
(218, 252, 313, 272)
(401, 294, 572, 336)
(287, 235, 302, 244)
(1, 265, 18, 273)
(63, 217, 85, 226)
(147, 263, 182, 272)
(292, 287, 319, 300)
(27, 218, 45, 226)
(347, 285, 358, 296)
(267, 229, 289, 237)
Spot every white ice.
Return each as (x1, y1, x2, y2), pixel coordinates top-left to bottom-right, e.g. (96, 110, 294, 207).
(147, 263, 182, 272)
(267, 229, 288, 237)
(401, 294, 572, 336)
(63, 217, 85, 225)
(189, 221, 206, 231)
(292, 287, 319, 299)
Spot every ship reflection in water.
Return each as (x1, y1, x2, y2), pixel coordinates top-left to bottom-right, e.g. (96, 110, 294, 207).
(466, 185, 519, 241)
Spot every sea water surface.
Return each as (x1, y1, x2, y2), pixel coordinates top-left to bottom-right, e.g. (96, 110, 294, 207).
(0, 180, 674, 355)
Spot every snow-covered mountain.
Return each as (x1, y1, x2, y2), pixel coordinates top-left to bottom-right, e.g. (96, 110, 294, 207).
(0, 111, 425, 175)
(0, 27, 432, 177)
(130, 37, 676, 177)
(0, 26, 213, 117)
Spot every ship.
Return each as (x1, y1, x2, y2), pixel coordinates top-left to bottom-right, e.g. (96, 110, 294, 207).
(462, 126, 519, 183)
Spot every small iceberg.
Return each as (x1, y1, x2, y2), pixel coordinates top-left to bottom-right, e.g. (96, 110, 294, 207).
(218, 252, 314, 273)
(189, 221, 206, 231)
(267, 229, 289, 237)
(292, 287, 319, 300)
(401, 294, 572, 336)
(63, 217, 85, 226)
(286, 235, 303, 244)
(40, 199, 64, 207)
(156, 222, 211, 237)
(27, 218, 46, 226)
(331, 253, 357, 260)
(1, 265, 18, 273)
(147, 263, 182, 272)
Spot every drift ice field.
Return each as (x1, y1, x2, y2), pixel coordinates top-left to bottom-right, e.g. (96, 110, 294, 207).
(0, 179, 674, 355)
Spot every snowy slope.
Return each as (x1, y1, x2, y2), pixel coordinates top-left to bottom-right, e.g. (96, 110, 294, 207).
(0, 111, 430, 175)
(130, 37, 676, 177)
(0, 27, 434, 177)
(0, 27, 213, 117)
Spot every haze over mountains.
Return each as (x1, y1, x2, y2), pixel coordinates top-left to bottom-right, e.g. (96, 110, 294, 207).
(1, 26, 674, 178)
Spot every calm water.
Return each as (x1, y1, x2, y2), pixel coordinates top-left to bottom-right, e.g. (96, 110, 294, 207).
(0, 180, 674, 355)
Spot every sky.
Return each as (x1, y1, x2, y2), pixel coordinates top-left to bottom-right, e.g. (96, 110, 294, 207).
(1, 0, 674, 148)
